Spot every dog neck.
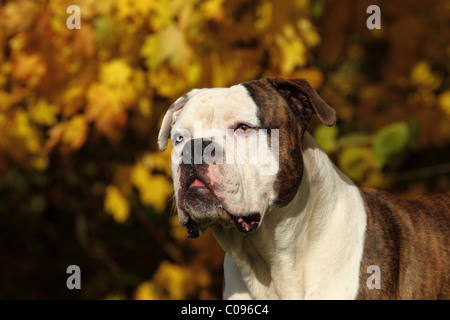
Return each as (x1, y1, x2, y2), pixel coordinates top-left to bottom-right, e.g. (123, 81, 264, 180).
(213, 132, 367, 299)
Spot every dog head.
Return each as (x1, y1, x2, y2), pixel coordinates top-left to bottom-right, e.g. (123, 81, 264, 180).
(158, 78, 336, 237)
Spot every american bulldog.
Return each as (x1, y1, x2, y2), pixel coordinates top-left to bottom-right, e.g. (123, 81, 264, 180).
(157, 78, 449, 299)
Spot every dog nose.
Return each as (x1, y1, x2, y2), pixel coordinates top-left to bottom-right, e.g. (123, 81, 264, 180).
(181, 138, 223, 165)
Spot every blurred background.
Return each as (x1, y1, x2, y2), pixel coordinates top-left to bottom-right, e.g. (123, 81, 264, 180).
(0, 0, 449, 299)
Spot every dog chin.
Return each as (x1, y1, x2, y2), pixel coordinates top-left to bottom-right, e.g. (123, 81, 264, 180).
(180, 188, 262, 238)
(182, 187, 230, 233)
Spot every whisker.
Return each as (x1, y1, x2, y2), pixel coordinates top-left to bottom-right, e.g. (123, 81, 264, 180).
(168, 196, 177, 221)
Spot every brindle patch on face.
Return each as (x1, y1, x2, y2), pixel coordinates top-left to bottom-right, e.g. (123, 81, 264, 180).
(241, 79, 306, 207)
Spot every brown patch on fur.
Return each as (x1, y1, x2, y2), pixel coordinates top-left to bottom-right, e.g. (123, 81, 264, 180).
(242, 79, 304, 206)
(241, 78, 336, 206)
(266, 78, 336, 127)
(357, 189, 450, 299)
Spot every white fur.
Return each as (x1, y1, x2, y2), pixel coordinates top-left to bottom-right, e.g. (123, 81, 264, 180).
(217, 133, 367, 300)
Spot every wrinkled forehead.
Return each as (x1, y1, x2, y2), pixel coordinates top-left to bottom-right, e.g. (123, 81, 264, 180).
(173, 84, 260, 131)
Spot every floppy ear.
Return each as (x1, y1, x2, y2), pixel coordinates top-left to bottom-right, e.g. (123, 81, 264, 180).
(267, 78, 337, 127)
(157, 95, 189, 152)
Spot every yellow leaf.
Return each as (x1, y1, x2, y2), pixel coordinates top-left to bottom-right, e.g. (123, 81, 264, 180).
(438, 91, 450, 116)
(13, 110, 40, 154)
(298, 19, 321, 47)
(131, 163, 173, 211)
(187, 61, 201, 85)
(140, 35, 161, 70)
(104, 185, 130, 223)
(201, 0, 225, 22)
(410, 61, 441, 89)
(141, 150, 172, 177)
(49, 16, 66, 35)
(1, 1, 39, 34)
(29, 99, 59, 126)
(138, 98, 152, 118)
(62, 115, 87, 150)
(0, 91, 12, 112)
(275, 25, 307, 75)
(63, 86, 85, 117)
(131, 163, 152, 189)
(153, 261, 188, 299)
(12, 53, 46, 88)
(86, 82, 131, 135)
(170, 215, 187, 242)
(152, 260, 211, 299)
(148, 67, 187, 97)
(134, 281, 160, 300)
(100, 59, 133, 87)
(141, 26, 192, 70)
(255, 1, 273, 30)
(31, 155, 49, 171)
(149, 0, 172, 31)
(44, 123, 64, 153)
(134, 0, 156, 16)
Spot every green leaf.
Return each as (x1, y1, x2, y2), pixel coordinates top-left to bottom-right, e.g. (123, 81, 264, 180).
(338, 147, 374, 181)
(311, 0, 323, 18)
(94, 17, 115, 43)
(373, 122, 409, 168)
(314, 124, 339, 153)
(338, 132, 373, 147)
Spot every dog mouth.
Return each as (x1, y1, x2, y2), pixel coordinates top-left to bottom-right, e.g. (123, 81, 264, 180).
(186, 217, 201, 238)
(185, 212, 261, 238)
(188, 178, 207, 189)
(229, 213, 261, 233)
(181, 176, 261, 238)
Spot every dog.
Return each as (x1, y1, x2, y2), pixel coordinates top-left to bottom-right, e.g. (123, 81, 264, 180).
(157, 78, 449, 299)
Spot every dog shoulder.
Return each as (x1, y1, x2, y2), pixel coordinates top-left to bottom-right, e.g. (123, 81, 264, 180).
(222, 253, 253, 300)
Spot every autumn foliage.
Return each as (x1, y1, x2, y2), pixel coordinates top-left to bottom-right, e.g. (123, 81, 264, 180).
(0, 0, 449, 299)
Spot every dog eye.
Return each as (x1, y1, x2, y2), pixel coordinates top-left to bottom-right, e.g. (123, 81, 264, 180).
(173, 134, 184, 144)
(236, 123, 252, 133)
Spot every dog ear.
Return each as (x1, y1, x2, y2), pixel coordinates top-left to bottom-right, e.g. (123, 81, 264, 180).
(157, 94, 189, 152)
(267, 78, 337, 127)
